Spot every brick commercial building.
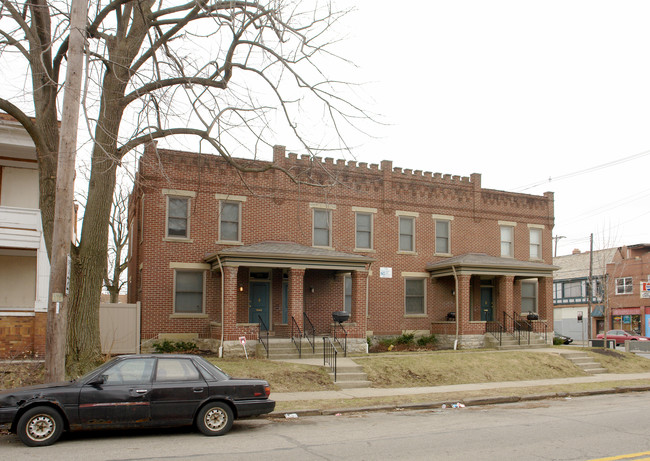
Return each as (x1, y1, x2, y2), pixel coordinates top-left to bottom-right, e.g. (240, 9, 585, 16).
(128, 144, 557, 354)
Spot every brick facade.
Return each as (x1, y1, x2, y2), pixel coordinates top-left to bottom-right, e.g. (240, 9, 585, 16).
(129, 144, 556, 352)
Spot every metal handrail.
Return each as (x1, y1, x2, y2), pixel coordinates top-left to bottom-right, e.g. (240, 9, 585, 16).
(323, 336, 338, 382)
(333, 321, 348, 357)
(503, 311, 529, 345)
(291, 316, 302, 358)
(258, 315, 269, 358)
(303, 312, 316, 354)
(485, 321, 503, 346)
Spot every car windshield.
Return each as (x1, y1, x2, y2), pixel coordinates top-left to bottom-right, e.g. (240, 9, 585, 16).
(194, 356, 230, 380)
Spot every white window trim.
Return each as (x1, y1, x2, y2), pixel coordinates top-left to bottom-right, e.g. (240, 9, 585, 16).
(312, 208, 333, 248)
(615, 276, 633, 295)
(309, 202, 337, 210)
(529, 227, 542, 261)
(500, 224, 514, 258)
(398, 215, 416, 253)
(163, 193, 194, 242)
(403, 276, 427, 317)
(433, 216, 453, 256)
(172, 268, 207, 317)
(354, 211, 374, 251)
(217, 200, 242, 243)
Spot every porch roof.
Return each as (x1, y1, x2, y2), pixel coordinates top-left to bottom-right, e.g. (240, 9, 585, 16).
(204, 241, 374, 272)
(426, 253, 558, 278)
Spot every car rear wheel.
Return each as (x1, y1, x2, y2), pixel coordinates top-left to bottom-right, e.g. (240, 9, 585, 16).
(17, 406, 64, 447)
(196, 402, 233, 436)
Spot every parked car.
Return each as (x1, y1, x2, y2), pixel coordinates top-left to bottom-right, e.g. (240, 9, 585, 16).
(596, 330, 649, 346)
(0, 354, 275, 447)
(553, 332, 573, 345)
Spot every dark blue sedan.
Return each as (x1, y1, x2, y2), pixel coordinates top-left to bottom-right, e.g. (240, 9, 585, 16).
(0, 354, 274, 446)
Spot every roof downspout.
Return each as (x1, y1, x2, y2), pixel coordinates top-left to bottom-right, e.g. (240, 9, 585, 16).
(452, 265, 459, 350)
(216, 254, 225, 358)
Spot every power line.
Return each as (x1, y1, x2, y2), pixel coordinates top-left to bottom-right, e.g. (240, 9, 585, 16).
(513, 149, 650, 192)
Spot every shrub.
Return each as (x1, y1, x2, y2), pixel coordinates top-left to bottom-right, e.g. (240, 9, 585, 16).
(395, 333, 415, 345)
(553, 336, 564, 346)
(153, 340, 198, 354)
(416, 334, 437, 347)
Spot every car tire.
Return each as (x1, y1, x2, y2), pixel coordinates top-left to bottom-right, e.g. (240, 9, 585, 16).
(196, 402, 234, 436)
(16, 406, 64, 447)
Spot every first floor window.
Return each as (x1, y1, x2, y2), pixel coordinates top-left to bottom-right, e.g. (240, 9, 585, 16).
(344, 275, 352, 313)
(521, 280, 537, 313)
(174, 270, 204, 313)
(405, 278, 425, 315)
(616, 277, 633, 295)
(167, 196, 189, 238)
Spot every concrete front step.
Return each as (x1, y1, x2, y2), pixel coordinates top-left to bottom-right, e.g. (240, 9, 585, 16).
(561, 352, 608, 374)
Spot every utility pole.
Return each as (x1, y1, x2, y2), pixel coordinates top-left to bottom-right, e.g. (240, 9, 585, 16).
(583, 234, 594, 338)
(45, 0, 88, 382)
(553, 235, 566, 257)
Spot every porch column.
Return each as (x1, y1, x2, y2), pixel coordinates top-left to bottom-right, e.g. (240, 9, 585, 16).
(457, 274, 471, 334)
(222, 265, 239, 341)
(288, 267, 305, 330)
(497, 275, 515, 324)
(537, 276, 553, 322)
(350, 270, 369, 337)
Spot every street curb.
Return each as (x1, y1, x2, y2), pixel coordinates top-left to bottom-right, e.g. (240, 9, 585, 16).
(267, 385, 650, 419)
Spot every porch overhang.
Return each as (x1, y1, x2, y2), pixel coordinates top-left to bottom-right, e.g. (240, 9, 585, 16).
(204, 241, 374, 272)
(426, 253, 558, 279)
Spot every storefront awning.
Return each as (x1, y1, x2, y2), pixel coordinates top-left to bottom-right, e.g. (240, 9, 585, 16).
(426, 253, 558, 278)
(204, 241, 375, 272)
(591, 305, 604, 317)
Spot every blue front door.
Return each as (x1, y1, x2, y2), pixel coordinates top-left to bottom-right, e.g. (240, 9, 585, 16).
(249, 282, 270, 329)
(480, 287, 494, 321)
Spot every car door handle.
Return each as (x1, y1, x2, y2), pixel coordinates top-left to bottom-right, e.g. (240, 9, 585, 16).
(193, 387, 204, 393)
(135, 389, 148, 394)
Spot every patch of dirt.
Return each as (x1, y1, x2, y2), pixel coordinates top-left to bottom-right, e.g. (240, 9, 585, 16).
(590, 348, 624, 358)
(368, 343, 438, 353)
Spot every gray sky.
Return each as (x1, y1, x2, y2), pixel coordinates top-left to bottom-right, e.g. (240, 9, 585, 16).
(326, 0, 650, 256)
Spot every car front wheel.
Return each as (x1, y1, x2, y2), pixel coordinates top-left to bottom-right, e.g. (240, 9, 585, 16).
(16, 406, 64, 447)
(196, 402, 234, 436)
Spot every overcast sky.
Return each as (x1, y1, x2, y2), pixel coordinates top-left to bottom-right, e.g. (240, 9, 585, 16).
(315, 0, 650, 256)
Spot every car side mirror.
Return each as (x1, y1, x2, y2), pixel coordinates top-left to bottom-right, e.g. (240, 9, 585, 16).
(89, 375, 106, 387)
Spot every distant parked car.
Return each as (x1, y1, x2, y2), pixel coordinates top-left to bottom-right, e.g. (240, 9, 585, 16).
(554, 332, 573, 345)
(596, 330, 649, 346)
(0, 354, 275, 447)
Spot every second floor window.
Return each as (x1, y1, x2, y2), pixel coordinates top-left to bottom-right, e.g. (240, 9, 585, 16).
(435, 220, 450, 254)
(616, 277, 633, 295)
(313, 209, 331, 247)
(563, 281, 583, 298)
(529, 228, 542, 259)
(500, 225, 514, 257)
(355, 213, 372, 249)
(167, 197, 189, 238)
(220, 201, 241, 242)
(399, 216, 415, 252)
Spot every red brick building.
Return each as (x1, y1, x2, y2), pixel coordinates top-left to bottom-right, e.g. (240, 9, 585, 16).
(128, 144, 557, 354)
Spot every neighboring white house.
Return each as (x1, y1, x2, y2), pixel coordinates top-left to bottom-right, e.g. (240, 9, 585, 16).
(0, 114, 49, 356)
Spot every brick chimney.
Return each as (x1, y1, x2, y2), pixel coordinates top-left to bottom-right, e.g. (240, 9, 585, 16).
(572, 249, 581, 255)
(272, 145, 286, 165)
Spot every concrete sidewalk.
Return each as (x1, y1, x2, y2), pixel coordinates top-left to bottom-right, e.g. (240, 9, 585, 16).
(272, 372, 650, 402)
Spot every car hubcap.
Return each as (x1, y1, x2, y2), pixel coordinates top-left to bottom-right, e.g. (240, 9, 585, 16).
(204, 408, 227, 431)
(27, 414, 55, 441)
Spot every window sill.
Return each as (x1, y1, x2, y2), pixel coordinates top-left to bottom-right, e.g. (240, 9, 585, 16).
(434, 252, 452, 257)
(404, 314, 427, 318)
(163, 237, 194, 243)
(169, 313, 208, 319)
(397, 251, 417, 255)
(216, 240, 243, 245)
(354, 248, 376, 253)
(313, 245, 334, 250)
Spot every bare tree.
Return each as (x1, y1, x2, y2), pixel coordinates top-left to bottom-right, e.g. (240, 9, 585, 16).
(104, 185, 129, 304)
(0, 0, 367, 372)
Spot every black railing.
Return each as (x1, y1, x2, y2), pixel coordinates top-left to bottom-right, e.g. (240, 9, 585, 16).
(258, 315, 269, 358)
(303, 312, 316, 354)
(291, 316, 302, 358)
(485, 321, 503, 346)
(323, 336, 338, 382)
(333, 321, 348, 357)
(503, 311, 530, 345)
